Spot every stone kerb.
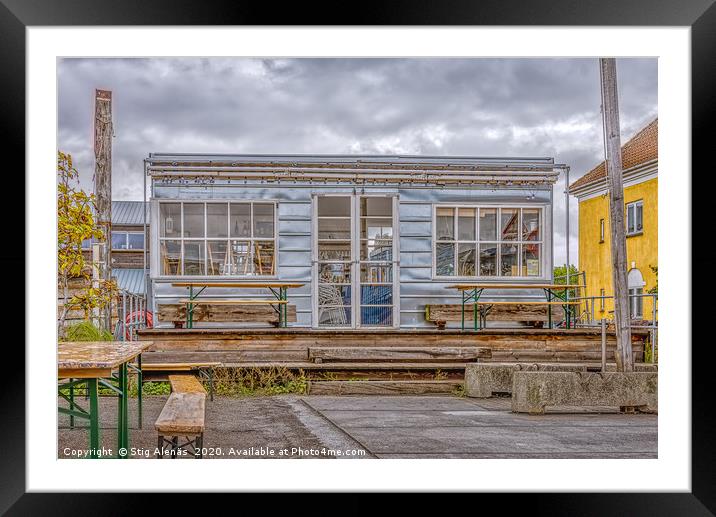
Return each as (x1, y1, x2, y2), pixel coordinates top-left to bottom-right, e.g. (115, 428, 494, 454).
(465, 363, 657, 398)
(510, 371, 658, 414)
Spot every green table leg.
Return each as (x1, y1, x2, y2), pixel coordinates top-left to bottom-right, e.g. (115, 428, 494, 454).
(282, 287, 288, 328)
(471, 289, 476, 331)
(187, 285, 194, 329)
(69, 378, 75, 429)
(461, 290, 466, 330)
(117, 362, 129, 458)
(546, 289, 552, 329)
(137, 354, 143, 430)
(87, 378, 100, 459)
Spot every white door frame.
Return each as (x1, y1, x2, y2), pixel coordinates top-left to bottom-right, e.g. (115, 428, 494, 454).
(312, 193, 399, 329)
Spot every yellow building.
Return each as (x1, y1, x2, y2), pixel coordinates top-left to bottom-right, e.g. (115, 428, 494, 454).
(569, 118, 657, 322)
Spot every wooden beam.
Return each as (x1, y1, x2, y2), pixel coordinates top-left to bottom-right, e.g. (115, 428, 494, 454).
(157, 303, 297, 323)
(426, 303, 565, 323)
(94, 88, 112, 332)
(308, 346, 491, 363)
(599, 58, 633, 372)
(307, 380, 461, 396)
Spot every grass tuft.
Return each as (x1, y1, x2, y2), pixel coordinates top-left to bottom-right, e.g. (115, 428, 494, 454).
(63, 320, 113, 342)
(210, 366, 308, 396)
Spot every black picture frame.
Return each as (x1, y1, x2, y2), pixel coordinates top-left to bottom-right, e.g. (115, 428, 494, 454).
(5, 0, 712, 512)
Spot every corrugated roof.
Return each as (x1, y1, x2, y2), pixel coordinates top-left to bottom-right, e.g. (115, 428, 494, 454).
(112, 201, 149, 226)
(148, 153, 556, 167)
(570, 118, 658, 192)
(113, 268, 146, 295)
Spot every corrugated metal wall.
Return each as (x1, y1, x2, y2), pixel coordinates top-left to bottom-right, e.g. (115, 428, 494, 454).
(149, 182, 553, 328)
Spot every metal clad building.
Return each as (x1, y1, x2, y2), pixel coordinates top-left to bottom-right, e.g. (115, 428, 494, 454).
(145, 153, 565, 328)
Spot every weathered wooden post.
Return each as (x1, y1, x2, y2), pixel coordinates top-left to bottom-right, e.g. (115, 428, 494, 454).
(599, 59, 633, 372)
(94, 89, 113, 332)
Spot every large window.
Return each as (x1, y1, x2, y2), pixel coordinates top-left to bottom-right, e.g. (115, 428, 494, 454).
(626, 200, 643, 235)
(112, 231, 145, 250)
(434, 205, 543, 278)
(159, 201, 276, 276)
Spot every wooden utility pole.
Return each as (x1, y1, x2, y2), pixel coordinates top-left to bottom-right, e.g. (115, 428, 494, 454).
(94, 89, 113, 331)
(599, 58, 633, 372)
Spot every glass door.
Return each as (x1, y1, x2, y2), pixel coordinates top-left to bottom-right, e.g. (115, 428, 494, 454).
(316, 196, 353, 327)
(315, 195, 397, 328)
(358, 197, 395, 327)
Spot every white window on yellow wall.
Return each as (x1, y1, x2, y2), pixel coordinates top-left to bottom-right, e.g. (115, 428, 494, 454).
(626, 200, 644, 235)
(600, 288, 605, 310)
(628, 268, 645, 319)
(599, 218, 605, 243)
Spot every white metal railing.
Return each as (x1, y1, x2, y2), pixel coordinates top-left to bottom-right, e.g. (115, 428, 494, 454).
(114, 289, 149, 341)
(571, 292, 658, 363)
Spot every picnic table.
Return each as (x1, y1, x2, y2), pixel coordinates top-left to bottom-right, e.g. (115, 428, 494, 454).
(447, 283, 583, 331)
(171, 281, 304, 328)
(58, 340, 152, 459)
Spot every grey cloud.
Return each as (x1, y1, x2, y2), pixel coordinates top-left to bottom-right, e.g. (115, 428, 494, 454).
(58, 57, 657, 265)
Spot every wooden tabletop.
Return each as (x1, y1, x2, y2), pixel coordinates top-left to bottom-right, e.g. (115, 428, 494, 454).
(58, 341, 153, 370)
(448, 283, 582, 290)
(171, 281, 305, 289)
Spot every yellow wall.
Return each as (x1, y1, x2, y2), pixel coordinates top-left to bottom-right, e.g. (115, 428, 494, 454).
(577, 177, 658, 321)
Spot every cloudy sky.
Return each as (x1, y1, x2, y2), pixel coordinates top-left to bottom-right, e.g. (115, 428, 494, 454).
(57, 57, 657, 264)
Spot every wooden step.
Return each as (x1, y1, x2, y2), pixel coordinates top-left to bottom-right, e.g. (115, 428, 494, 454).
(141, 350, 309, 363)
(307, 379, 462, 395)
(308, 346, 491, 363)
(219, 362, 468, 370)
(142, 362, 221, 371)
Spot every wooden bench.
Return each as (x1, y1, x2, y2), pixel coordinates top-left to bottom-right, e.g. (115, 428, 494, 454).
(425, 302, 571, 329)
(308, 347, 492, 364)
(142, 362, 220, 401)
(157, 301, 297, 327)
(155, 374, 207, 459)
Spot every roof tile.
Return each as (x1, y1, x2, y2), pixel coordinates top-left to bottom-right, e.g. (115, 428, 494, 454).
(569, 118, 657, 192)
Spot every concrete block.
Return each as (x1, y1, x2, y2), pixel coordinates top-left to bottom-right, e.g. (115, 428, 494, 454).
(511, 371, 658, 414)
(465, 362, 657, 398)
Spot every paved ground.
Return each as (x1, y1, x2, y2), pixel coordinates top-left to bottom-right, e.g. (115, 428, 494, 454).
(58, 395, 657, 459)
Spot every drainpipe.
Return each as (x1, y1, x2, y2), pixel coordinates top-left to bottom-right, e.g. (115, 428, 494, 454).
(143, 159, 148, 326)
(565, 166, 571, 289)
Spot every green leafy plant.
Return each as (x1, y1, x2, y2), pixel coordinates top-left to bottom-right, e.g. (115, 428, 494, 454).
(129, 380, 170, 397)
(552, 264, 581, 299)
(57, 151, 116, 338)
(644, 335, 658, 363)
(648, 265, 658, 294)
(452, 384, 467, 397)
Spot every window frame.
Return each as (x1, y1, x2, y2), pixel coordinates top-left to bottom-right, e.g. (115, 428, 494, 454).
(111, 230, 146, 251)
(431, 203, 548, 280)
(599, 218, 605, 243)
(626, 199, 644, 236)
(628, 287, 644, 319)
(154, 199, 278, 279)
